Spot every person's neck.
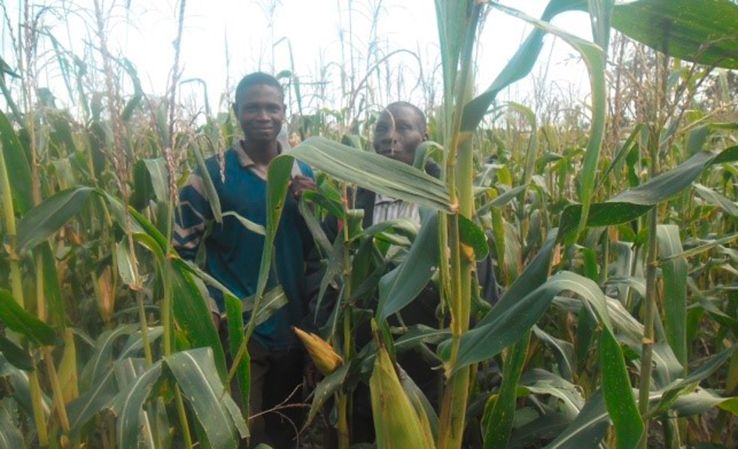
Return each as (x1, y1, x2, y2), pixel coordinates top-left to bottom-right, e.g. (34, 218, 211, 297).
(242, 139, 280, 166)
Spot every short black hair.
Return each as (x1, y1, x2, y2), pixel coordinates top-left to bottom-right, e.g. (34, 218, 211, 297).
(386, 101, 427, 132)
(234, 72, 284, 104)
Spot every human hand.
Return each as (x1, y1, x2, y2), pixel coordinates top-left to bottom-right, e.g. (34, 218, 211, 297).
(289, 175, 316, 199)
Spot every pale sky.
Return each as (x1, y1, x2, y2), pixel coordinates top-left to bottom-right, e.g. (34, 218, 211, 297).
(2, 0, 593, 118)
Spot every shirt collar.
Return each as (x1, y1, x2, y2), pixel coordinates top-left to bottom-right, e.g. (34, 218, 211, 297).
(234, 139, 285, 169)
(233, 139, 304, 180)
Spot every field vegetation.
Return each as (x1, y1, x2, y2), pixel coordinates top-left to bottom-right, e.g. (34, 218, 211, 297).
(1, 0, 738, 448)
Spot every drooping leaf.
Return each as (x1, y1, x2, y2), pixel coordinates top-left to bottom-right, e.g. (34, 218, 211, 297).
(16, 187, 95, 253)
(165, 348, 248, 448)
(0, 336, 32, 371)
(303, 362, 350, 430)
(110, 360, 163, 449)
(288, 137, 452, 212)
(459, 214, 489, 261)
(542, 391, 610, 449)
(488, 3, 607, 239)
(0, 289, 58, 346)
(38, 243, 65, 330)
(558, 146, 738, 240)
(657, 225, 688, 366)
(169, 259, 227, 379)
(462, 0, 588, 131)
(68, 369, 117, 434)
(0, 400, 24, 449)
(612, 0, 738, 70)
(378, 214, 439, 321)
(649, 346, 736, 417)
(482, 332, 530, 449)
(599, 330, 643, 449)
(0, 109, 33, 214)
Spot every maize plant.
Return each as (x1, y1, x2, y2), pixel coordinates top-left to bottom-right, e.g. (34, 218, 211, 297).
(0, 0, 738, 449)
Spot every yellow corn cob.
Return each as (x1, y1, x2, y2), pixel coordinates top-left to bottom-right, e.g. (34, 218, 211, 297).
(370, 343, 437, 449)
(292, 327, 343, 375)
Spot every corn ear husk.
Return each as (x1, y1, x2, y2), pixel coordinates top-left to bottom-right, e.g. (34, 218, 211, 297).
(292, 326, 343, 375)
(370, 344, 437, 449)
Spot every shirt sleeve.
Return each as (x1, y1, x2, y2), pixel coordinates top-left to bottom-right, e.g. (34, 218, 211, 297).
(173, 171, 213, 261)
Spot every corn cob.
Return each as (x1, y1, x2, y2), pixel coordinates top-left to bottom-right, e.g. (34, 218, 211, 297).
(370, 342, 437, 449)
(292, 326, 343, 375)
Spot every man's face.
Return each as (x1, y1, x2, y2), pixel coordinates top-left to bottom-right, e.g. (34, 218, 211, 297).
(233, 84, 285, 144)
(372, 106, 426, 165)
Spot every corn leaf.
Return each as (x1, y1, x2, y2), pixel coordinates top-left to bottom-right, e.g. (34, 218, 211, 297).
(377, 214, 439, 321)
(165, 348, 248, 448)
(657, 225, 688, 367)
(0, 336, 32, 371)
(558, 146, 738, 240)
(16, 186, 95, 253)
(289, 137, 451, 212)
(111, 360, 163, 449)
(169, 259, 227, 379)
(0, 289, 58, 346)
(0, 109, 32, 214)
(612, 0, 738, 69)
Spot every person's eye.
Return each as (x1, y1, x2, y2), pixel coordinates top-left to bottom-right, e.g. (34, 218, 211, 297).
(267, 106, 281, 113)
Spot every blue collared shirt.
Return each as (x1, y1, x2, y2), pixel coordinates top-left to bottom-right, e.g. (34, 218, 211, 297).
(174, 142, 314, 350)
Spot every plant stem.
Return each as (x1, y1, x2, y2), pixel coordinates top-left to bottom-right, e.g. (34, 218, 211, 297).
(637, 126, 660, 449)
(438, 4, 481, 449)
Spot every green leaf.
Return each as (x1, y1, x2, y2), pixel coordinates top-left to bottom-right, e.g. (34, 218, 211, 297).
(459, 270, 621, 371)
(0, 354, 42, 418)
(132, 158, 169, 207)
(0, 400, 24, 449)
(0, 289, 58, 346)
(111, 360, 163, 449)
(612, 0, 738, 69)
(693, 183, 738, 217)
(165, 348, 248, 448)
(169, 259, 227, 379)
(657, 225, 688, 366)
(649, 347, 735, 417)
(558, 146, 738, 240)
(477, 233, 557, 328)
(378, 214, 439, 321)
(289, 137, 451, 212)
(482, 332, 530, 449)
(68, 369, 117, 434)
(193, 143, 222, 222)
(38, 243, 65, 330)
(16, 186, 95, 253)
(225, 293, 249, 415)
(0, 336, 32, 371)
(115, 239, 138, 288)
(600, 330, 643, 449)
(462, 0, 587, 131)
(222, 211, 265, 236)
(303, 362, 350, 430)
(0, 109, 33, 214)
(488, 3, 606, 239)
(542, 391, 610, 449)
(459, 214, 489, 261)
(520, 369, 585, 417)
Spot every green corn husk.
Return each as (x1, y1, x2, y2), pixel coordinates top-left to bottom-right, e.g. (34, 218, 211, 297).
(370, 343, 436, 449)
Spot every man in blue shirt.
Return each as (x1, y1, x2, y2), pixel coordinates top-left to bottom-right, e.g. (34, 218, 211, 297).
(174, 72, 314, 449)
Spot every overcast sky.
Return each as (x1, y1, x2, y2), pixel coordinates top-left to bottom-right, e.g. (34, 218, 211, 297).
(2, 0, 593, 115)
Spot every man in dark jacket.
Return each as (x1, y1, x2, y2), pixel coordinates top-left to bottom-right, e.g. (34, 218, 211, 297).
(174, 72, 315, 449)
(314, 102, 497, 444)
